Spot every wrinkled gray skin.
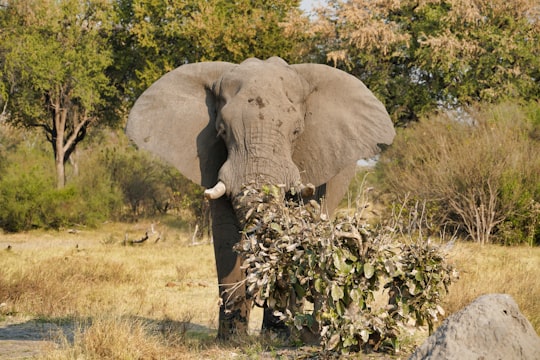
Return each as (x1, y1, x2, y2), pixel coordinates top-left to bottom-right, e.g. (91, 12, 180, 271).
(127, 57, 395, 340)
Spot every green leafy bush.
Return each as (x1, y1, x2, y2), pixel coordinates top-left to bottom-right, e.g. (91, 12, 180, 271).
(377, 102, 540, 245)
(0, 135, 123, 232)
(233, 185, 455, 354)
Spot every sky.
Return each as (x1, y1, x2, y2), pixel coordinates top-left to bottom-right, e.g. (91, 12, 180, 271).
(300, 0, 327, 12)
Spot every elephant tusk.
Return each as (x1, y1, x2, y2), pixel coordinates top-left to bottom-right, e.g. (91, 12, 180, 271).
(204, 181, 227, 199)
(300, 183, 316, 198)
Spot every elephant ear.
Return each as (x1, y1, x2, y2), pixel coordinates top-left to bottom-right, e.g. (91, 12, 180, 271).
(291, 64, 395, 186)
(126, 62, 236, 188)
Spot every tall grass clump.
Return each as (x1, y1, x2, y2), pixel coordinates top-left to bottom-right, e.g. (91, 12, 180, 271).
(0, 253, 134, 317)
(43, 315, 181, 360)
(378, 101, 540, 245)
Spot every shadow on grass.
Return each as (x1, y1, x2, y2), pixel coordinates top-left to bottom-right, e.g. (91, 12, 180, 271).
(0, 316, 214, 353)
(0, 316, 342, 359)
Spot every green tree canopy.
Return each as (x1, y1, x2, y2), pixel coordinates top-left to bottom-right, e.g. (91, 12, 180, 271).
(297, 0, 540, 124)
(111, 0, 300, 101)
(0, 0, 118, 188)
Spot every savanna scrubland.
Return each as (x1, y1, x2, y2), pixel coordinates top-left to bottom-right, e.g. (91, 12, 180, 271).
(0, 223, 539, 359)
(0, 0, 539, 358)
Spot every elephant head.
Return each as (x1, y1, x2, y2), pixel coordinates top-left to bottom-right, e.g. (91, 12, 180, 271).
(126, 57, 395, 339)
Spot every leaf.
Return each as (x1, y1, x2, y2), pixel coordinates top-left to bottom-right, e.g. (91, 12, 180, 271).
(343, 335, 358, 347)
(359, 329, 370, 343)
(314, 278, 324, 293)
(336, 300, 345, 316)
(415, 269, 424, 282)
(400, 302, 410, 316)
(343, 248, 358, 262)
(327, 333, 341, 350)
(350, 289, 365, 309)
(333, 251, 354, 274)
(331, 283, 344, 301)
(294, 282, 306, 299)
(270, 222, 283, 235)
(364, 262, 375, 279)
(244, 207, 254, 220)
(437, 305, 445, 316)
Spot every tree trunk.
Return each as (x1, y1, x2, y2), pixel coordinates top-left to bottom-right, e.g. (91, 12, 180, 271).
(55, 150, 66, 189)
(53, 94, 68, 189)
(55, 115, 66, 189)
(50, 91, 88, 189)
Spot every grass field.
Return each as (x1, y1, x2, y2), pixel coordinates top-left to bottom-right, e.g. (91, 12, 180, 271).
(0, 220, 539, 359)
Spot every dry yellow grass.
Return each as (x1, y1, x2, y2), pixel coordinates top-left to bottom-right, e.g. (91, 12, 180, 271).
(0, 222, 268, 359)
(0, 222, 538, 359)
(443, 242, 540, 332)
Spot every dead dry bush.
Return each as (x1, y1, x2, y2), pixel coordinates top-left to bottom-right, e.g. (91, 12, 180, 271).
(379, 102, 540, 245)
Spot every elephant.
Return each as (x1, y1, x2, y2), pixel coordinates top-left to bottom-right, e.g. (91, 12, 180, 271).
(126, 56, 395, 340)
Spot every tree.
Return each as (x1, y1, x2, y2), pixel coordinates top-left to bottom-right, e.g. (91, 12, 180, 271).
(295, 0, 540, 124)
(111, 0, 300, 102)
(0, 0, 117, 188)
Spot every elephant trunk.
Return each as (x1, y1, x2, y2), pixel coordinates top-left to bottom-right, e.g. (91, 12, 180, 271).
(219, 152, 301, 197)
(213, 153, 301, 224)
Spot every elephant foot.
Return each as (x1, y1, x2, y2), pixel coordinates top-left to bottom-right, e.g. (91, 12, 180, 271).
(298, 325, 321, 345)
(261, 307, 291, 340)
(216, 307, 249, 340)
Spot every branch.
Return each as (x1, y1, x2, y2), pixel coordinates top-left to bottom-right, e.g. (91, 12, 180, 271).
(124, 223, 161, 245)
(64, 115, 92, 151)
(131, 233, 149, 244)
(63, 113, 93, 163)
(28, 122, 53, 135)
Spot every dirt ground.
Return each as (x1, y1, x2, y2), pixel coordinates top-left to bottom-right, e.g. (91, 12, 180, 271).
(0, 317, 70, 359)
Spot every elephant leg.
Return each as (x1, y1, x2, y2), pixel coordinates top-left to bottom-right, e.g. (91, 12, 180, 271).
(210, 197, 251, 339)
(262, 307, 290, 337)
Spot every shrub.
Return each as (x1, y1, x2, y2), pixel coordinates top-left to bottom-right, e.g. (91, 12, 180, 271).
(0, 126, 207, 231)
(233, 184, 455, 354)
(377, 102, 540, 245)
(0, 137, 123, 231)
(102, 147, 207, 225)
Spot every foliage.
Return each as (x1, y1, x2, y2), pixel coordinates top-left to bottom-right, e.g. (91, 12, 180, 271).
(102, 147, 206, 223)
(111, 0, 300, 102)
(290, 0, 540, 124)
(0, 124, 207, 232)
(378, 101, 540, 245)
(234, 184, 455, 354)
(0, 0, 119, 188)
(0, 139, 122, 232)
